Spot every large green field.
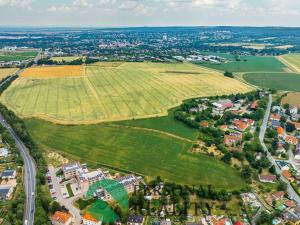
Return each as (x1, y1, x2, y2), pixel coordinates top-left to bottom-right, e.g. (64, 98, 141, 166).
(243, 72, 300, 91)
(116, 108, 198, 141)
(1, 62, 252, 124)
(196, 55, 286, 73)
(0, 51, 38, 62)
(25, 118, 245, 190)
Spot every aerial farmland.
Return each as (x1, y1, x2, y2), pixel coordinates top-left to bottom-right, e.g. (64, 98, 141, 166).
(1, 62, 252, 124)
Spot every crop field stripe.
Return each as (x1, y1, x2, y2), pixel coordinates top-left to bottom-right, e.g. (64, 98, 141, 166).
(119, 68, 168, 113)
(122, 68, 168, 111)
(20, 80, 36, 115)
(106, 67, 160, 114)
(136, 70, 180, 100)
(111, 69, 159, 115)
(149, 71, 189, 97)
(79, 77, 100, 119)
(101, 68, 134, 117)
(107, 69, 144, 116)
(71, 77, 84, 121)
(84, 72, 110, 118)
(124, 68, 171, 105)
(89, 68, 123, 117)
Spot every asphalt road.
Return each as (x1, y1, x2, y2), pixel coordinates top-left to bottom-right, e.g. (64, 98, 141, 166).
(0, 113, 36, 225)
(259, 94, 300, 204)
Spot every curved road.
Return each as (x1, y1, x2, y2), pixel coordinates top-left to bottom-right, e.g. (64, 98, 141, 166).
(0, 114, 36, 225)
(259, 94, 300, 204)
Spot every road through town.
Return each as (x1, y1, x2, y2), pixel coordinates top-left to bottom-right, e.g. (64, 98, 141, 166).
(259, 94, 300, 204)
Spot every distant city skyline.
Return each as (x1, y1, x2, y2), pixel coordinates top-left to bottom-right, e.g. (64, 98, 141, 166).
(0, 0, 300, 27)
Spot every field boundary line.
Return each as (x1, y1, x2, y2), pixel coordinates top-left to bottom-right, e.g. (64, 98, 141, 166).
(106, 123, 193, 143)
(277, 56, 300, 73)
(84, 69, 110, 118)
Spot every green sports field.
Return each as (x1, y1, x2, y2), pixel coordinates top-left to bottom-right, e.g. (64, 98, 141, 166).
(243, 72, 300, 91)
(1, 62, 252, 124)
(25, 118, 245, 190)
(0, 51, 38, 62)
(197, 55, 286, 73)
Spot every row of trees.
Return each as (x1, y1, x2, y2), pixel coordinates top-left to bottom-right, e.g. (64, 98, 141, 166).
(0, 103, 51, 225)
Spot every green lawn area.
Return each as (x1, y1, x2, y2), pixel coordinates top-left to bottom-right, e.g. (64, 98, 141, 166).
(0, 51, 38, 62)
(66, 183, 74, 197)
(115, 108, 198, 140)
(243, 72, 300, 91)
(25, 118, 245, 190)
(196, 55, 286, 73)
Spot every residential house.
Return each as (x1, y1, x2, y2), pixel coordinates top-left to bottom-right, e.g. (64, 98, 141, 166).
(271, 120, 281, 129)
(277, 127, 285, 138)
(160, 219, 172, 225)
(276, 161, 291, 171)
(127, 215, 144, 225)
(282, 170, 294, 182)
(270, 114, 281, 121)
(0, 170, 16, 179)
(0, 147, 8, 158)
(213, 99, 233, 112)
(51, 211, 73, 225)
(285, 136, 298, 145)
(76, 169, 108, 193)
(224, 132, 243, 146)
(295, 144, 300, 162)
(291, 122, 300, 131)
(0, 186, 13, 200)
(93, 175, 141, 202)
(82, 213, 102, 225)
(284, 200, 296, 209)
(258, 174, 277, 183)
(250, 100, 258, 110)
(291, 114, 300, 122)
(272, 191, 285, 201)
(232, 119, 248, 132)
(290, 106, 298, 115)
(62, 162, 82, 179)
(200, 121, 209, 128)
(272, 105, 282, 113)
(219, 125, 228, 132)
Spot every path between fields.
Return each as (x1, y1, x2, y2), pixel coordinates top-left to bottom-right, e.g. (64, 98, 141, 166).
(106, 123, 194, 143)
(277, 56, 300, 73)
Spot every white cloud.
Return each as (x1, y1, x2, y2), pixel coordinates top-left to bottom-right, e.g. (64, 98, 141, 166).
(0, 0, 33, 8)
(73, 0, 93, 8)
(47, 5, 71, 12)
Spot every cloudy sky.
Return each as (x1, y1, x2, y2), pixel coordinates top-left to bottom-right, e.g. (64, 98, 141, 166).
(0, 0, 299, 27)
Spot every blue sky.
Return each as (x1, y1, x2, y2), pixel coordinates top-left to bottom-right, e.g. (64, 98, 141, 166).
(0, 0, 299, 27)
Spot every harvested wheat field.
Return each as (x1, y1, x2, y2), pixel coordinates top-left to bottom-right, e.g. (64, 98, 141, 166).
(1, 62, 253, 124)
(281, 92, 300, 108)
(20, 65, 84, 78)
(0, 68, 18, 80)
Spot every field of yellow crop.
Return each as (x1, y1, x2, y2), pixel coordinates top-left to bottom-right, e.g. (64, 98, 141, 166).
(20, 65, 84, 78)
(0, 68, 18, 80)
(1, 62, 253, 124)
(278, 54, 300, 73)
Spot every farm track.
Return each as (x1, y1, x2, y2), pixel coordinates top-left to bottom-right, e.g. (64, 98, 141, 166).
(106, 123, 194, 143)
(277, 56, 300, 73)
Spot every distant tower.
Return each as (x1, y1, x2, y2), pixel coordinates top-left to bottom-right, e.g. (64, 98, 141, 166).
(162, 34, 167, 41)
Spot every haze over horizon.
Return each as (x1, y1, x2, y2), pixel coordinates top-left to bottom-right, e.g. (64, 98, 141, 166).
(0, 0, 300, 27)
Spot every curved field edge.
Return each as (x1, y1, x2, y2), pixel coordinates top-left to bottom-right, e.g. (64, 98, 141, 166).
(0, 62, 253, 125)
(25, 118, 245, 190)
(243, 72, 300, 91)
